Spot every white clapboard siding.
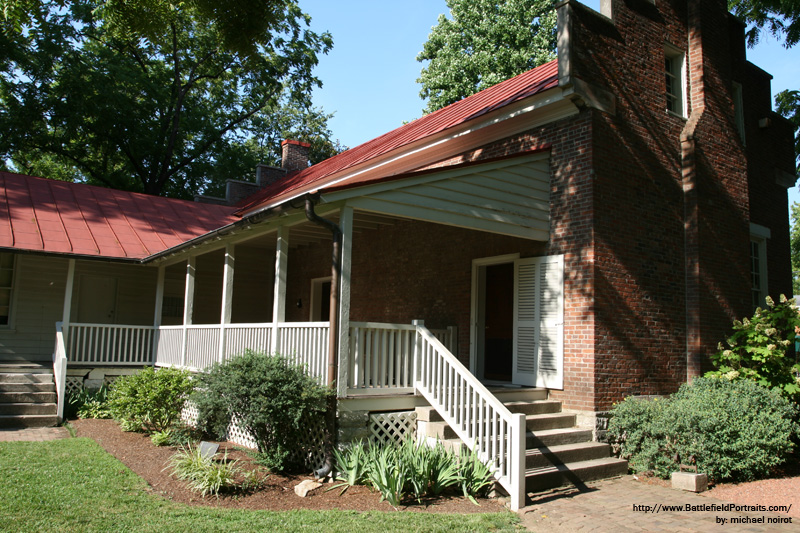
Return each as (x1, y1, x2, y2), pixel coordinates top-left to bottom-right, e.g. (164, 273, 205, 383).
(339, 152, 550, 241)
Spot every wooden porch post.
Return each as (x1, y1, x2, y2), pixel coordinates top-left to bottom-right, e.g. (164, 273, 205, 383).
(337, 206, 353, 397)
(61, 259, 76, 353)
(219, 244, 235, 363)
(181, 256, 196, 367)
(271, 226, 289, 354)
(152, 264, 165, 364)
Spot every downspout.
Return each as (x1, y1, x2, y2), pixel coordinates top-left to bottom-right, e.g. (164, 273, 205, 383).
(304, 194, 342, 479)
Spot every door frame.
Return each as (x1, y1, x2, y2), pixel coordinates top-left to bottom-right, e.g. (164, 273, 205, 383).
(469, 253, 519, 380)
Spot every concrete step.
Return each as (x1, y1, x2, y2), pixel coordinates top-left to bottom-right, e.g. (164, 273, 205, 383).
(0, 364, 53, 374)
(0, 402, 57, 416)
(0, 373, 54, 384)
(488, 387, 548, 402)
(0, 414, 59, 428)
(0, 382, 55, 393)
(526, 441, 612, 469)
(505, 399, 562, 416)
(0, 391, 56, 404)
(525, 412, 576, 431)
(526, 427, 594, 448)
(525, 457, 629, 492)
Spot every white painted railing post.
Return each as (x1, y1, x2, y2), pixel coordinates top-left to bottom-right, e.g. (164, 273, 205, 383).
(53, 322, 67, 423)
(152, 265, 165, 365)
(510, 412, 526, 512)
(272, 226, 289, 355)
(412, 319, 424, 383)
(219, 244, 234, 363)
(181, 256, 195, 368)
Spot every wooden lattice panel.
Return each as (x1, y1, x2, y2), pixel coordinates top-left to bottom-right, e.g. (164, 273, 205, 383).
(180, 401, 199, 427)
(65, 376, 83, 395)
(369, 411, 417, 444)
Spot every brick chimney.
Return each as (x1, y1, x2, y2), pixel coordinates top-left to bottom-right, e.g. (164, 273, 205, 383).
(281, 139, 311, 172)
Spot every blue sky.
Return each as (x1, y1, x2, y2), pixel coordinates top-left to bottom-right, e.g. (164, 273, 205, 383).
(300, 0, 800, 205)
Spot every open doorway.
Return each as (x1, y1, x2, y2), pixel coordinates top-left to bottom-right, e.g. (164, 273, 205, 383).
(472, 255, 518, 384)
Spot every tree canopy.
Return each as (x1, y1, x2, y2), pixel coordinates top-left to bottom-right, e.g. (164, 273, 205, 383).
(416, 0, 556, 114)
(0, 0, 334, 198)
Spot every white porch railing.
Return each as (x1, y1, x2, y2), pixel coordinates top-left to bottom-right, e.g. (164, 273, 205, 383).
(52, 321, 68, 422)
(154, 322, 329, 384)
(67, 324, 155, 365)
(414, 325, 526, 512)
(348, 322, 418, 393)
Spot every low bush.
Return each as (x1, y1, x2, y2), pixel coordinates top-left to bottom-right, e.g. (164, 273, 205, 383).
(65, 385, 111, 420)
(165, 445, 243, 497)
(107, 366, 194, 433)
(332, 438, 494, 506)
(608, 378, 800, 482)
(706, 294, 800, 401)
(191, 350, 332, 473)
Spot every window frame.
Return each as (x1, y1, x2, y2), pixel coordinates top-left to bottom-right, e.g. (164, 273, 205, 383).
(750, 223, 770, 310)
(0, 252, 17, 329)
(664, 43, 687, 118)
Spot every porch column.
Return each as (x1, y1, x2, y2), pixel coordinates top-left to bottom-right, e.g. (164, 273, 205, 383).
(337, 206, 353, 397)
(219, 244, 235, 362)
(181, 256, 196, 367)
(152, 264, 165, 364)
(271, 225, 289, 353)
(61, 258, 76, 346)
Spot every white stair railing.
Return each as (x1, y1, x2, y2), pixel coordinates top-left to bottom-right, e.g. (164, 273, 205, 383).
(414, 323, 526, 511)
(53, 322, 68, 422)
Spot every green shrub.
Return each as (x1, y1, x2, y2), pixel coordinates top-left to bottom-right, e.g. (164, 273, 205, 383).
(706, 294, 800, 401)
(332, 438, 492, 506)
(107, 366, 194, 433)
(66, 385, 112, 420)
(191, 351, 332, 473)
(608, 378, 800, 482)
(166, 445, 242, 497)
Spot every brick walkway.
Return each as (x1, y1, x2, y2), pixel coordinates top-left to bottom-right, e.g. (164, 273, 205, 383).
(0, 426, 70, 442)
(519, 476, 798, 532)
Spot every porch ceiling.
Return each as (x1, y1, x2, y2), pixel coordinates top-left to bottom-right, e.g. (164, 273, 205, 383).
(323, 151, 551, 241)
(288, 211, 400, 248)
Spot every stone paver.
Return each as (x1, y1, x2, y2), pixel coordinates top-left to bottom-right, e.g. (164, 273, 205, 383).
(0, 426, 70, 442)
(519, 476, 798, 532)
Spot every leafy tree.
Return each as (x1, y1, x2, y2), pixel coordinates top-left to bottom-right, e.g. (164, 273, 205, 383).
(792, 201, 800, 294)
(728, 0, 800, 47)
(0, 0, 333, 198)
(416, 0, 556, 114)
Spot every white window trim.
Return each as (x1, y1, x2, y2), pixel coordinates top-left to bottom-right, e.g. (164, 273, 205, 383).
(309, 276, 332, 322)
(664, 43, 687, 118)
(0, 253, 17, 329)
(750, 223, 770, 309)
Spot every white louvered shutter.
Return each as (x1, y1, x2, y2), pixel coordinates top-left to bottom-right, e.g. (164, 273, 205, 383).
(513, 255, 564, 389)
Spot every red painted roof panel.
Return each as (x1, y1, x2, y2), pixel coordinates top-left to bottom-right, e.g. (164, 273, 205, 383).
(235, 60, 559, 215)
(0, 172, 238, 260)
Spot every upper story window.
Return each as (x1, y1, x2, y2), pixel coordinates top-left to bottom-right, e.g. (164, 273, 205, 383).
(664, 44, 686, 117)
(0, 253, 15, 326)
(732, 81, 746, 144)
(750, 223, 770, 311)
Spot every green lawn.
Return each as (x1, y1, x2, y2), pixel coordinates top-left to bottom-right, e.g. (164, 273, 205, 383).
(0, 438, 520, 532)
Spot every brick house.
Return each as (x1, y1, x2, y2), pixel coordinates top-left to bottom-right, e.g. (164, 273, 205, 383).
(0, 0, 795, 509)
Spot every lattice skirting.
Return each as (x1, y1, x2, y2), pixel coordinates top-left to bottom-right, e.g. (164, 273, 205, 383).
(369, 411, 417, 444)
(64, 376, 83, 395)
(180, 401, 327, 471)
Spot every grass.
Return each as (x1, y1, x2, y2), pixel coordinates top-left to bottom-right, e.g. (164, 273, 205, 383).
(0, 438, 520, 532)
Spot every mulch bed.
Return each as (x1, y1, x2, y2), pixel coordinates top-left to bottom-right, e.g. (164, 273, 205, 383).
(70, 418, 507, 513)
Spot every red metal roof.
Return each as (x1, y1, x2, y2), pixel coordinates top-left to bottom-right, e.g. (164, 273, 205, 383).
(235, 59, 559, 215)
(0, 172, 239, 260)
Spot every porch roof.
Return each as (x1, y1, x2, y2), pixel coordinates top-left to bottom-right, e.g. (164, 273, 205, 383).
(0, 171, 238, 260)
(234, 60, 559, 216)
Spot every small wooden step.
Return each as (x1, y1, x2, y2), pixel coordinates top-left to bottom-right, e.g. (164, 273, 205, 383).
(525, 412, 576, 431)
(527, 427, 594, 448)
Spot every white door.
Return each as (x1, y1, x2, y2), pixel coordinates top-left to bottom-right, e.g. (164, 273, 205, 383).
(512, 255, 564, 388)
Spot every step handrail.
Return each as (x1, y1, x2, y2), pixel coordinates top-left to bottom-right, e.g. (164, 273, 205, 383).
(52, 321, 68, 422)
(413, 324, 526, 511)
